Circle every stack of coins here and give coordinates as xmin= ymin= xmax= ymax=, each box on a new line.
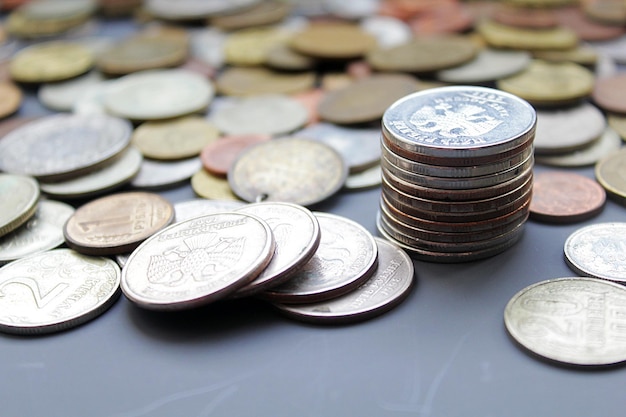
xmin=378 ymin=85 xmax=536 ymax=262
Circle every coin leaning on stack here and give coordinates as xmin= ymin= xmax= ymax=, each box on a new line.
xmin=378 ymin=85 xmax=537 ymax=262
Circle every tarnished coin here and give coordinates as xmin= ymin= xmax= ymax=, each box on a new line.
xmin=174 ymin=199 xmax=245 ymax=223
xmin=0 ymin=174 xmax=39 ymax=238
xmin=131 ymin=157 xmax=202 ymax=190
xmin=121 ymin=211 xmax=275 ymax=311
xmin=535 ymin=127 xmax=622 ymax=167
xmin=564 ymin=223 xmax=626 ymax=282
xmin=200 ymin=134 xmax=271 ymax=177
xmin=216 ymin=66 xmax=315 ymax=96
xmin=132 ymin=116 xmax=219 ymax=160
xmin=504 ymin=277 xmax=626 ymax=366
xmin=38 ymin=71 xmax=105 ymax=112
xmin=263 ymin=212 xmax=378 ymax=304
xmin=191 ymin=168 xmax=241 ymax=201
xmin=233 ymin=202 xmax=321 ymax=297
xmin=595 ymin=147 xmax=626 ymax=203
xmin=476 ymin=19 xmax=578 ymax=51
xmin=228 ymin=137 xmax=348 ymax=206
xmin=0 ymin=248 xmax=120 ymax=334
xmin=274 ymin=237 xmax=414 ymax=324
xmin=0 ymin=200 xmax=74 ymax=264
xmin=104 ymin=69 xmax=214 ymax=121
xmin=530 ymin=171 xmax=605 ymax=223
xmin=0 ymin=82 xmax=22 ymax=118
xmin=10 ymin=41 xmax=93 ymax=83
xmin=63 ymin=191 xmax=174 ymax=256
xmin=0 ymin=114 xmax=132 ymax=181
xmin=144 ymin=0 xmax=260 ymax=20
xmin=290 ymin=22 xmax=377 ymax=59
xmin=592 ymin=73 xmax=626 ymax=114
xmin=436 ymin=48 xmax=531 ymax=84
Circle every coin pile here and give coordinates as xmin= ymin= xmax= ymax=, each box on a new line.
xmin=378 ymin=85 xmax=537 ymax=262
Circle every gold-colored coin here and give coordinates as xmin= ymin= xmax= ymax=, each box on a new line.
xmin=224 ymin=26 xmax=291 ymax=66
xmin=477 ymin=19 xmax=578 ymax=50
xmin=191 ymin=168 xmax=241 ymax=201
xmin=131 ymin=116 xmax=220 ymax=160
xmin=265 ymin=43 xmax=316 ymax=71
xmin=595 ymin=147 xmax=626 ymax=204
xmin=497 ymin=59 xmax=594 ymax=106
xmin=6 ymin=3 xmax=92 ymax=38
xmin=290 ymin=22 xmax=377 ymax=60
xmin=10 ymin=41 xmax=93 ymax=83
xmin=532 ymin=45 xmax=598 ymax=67
xmin=209 ymin=1 xmax=291 ymax=31
xmin=608 ymin=114 xmax=626 ymax=142
xmin=0 ymin=82 xmax=22 ymax=118
xmin=216 ymin=66 xmax=315 ymax=96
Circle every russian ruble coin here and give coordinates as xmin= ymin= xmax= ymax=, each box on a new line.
xmin=535 ymin=127 xmax=622 ymax=167
xmin=0 ymin=174 xmax=39 ymax=238
xmin=209 ymin=1 xmax=291 ymax=31
xmin=0 ymin=82 xmax=22 ymax=119
xmin=504 ymin=277 xmax=626 ymax=366
xmin=0 ymin=200 xmax=74 ymax=264
xmin=39 ymin=146 xmax=142 ymax=199
xmin=130 ymin=156 xmax=202 ymax=190
xmin=0 ymin=114 xmax=132 ymax=181
xmin=144 ymin=0 xmax=261 ymax=20
xmin=38 ymin=71 xmax=105 ymax=112
xmin=0 ymin=248 xmax=121 ymax=334
xmin=476 ymin=19 xmax=578 ymax=51
xmin=436 ymin=48 xmax=532 ymax=84
xmin=200 ymin=134 xmax=271 ymax=177
xmin=263 ymin=212 xmax=378 ymax=304
xmin=191 ymin=168 xmax=241 ymax=201
xmin=274 ymin=237 xmax=413 ymax=324
xmin=121 ymin=211 xmax=275 ymax=311
xmin=344 ymin=164 xmax=381 ymax=190
xmin=103 ymin=69 xmax=214 ymax=121
xmin=174 ymin=199 xmax=246 ymax=223
xmin=595 ymin=147 xmax=626 ymax=204
xmin=9 ymin=41 xmax=93 ymax=83
xmin=290 ymin=21 xmax=377 ymax=60
xmin=228 ymin=137 xmax=348 ymax=206
xmin=64 ymin=191 xmax=174 ymax=256
xmin=216 ymin=66 xmax=315 ymax=96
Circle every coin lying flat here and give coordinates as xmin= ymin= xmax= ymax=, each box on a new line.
xmin=200 ymin=134 xmax=271 ymax=177
xmin=121 ymin=211 xmax=275 ymax=311
xmin=144 ymin=0 xmax=260 ymax=20
xmin=209 ymin=1 xmax=291 ymax=31
xmin=191 ymin=168 xmax=241 ymax=201
xmin=290 ymin=21 xmax=377 ymax=59
xmin=0 ymin=248 xmax=120 ymax=335
xmin=595 ymin=147 xmax=626 ymax=204
xmin=436 ymin=48 xmax=531 ymax=84
xmin=216 ymin=66 xmax=315 ymax=96
xmin=477 ymin=19 xmax=578 ymax=51
xmin=224 ymin=26 xmax=291 ymax=67
xmin=535 ymin=127 xmax=622 ymax=168
xmin=10 ymin=41 xmax=93 ymax=83
xmin=131 ymin=157 xmax=202 ymax=190
xmin=504 ymin=277 xmax=626 ymax=366
xmin=38 ymin=71 xmax=105 ymax=112
xmin=174 ymin=199 xmax=246 ymax=223
xmin=592 ymin=73 xmax=626 ymax=114
xmin=0 ymin=174 xmax=39 ymax=238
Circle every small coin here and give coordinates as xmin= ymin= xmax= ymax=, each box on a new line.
xmin=273 ymin=237 xmax=414 ymax=324
xmin=535 ymin=126 xmax=622 ymax=167
xmin=344 ymin=164 xmax=381 ymax=190
xmin=290 ymin=21 xmax=377 ymax=59
xmin=144 ymin=0 xmax=261 ymax=20
xmin=10 ymin=41 xmax=93 ymax=83
xmin=0 ymin=248 xmax=120 ymax=334
xmin=263 ymin=212 xmax=378 ymax=303
xmin=264 ymin=43 xmax=317 ymax=71
xmin=228 ymin=136 xmax=348 ymax=206
xmin=0 ymin=174 xmax=39 ymax=238
xmin=6 ymin=5 xmax=92 ymax=39
xmin=591 ymin=73 xmax=626 ymax=114
xmin=191 ymin=168 xmax=241 ymax=200
xmin=216 ymin=66 xmax=315 ymax=96
xmin=504 ymin=277 xmax=626 ymax=366
xmin=437 ymin=48 xmax=531 ymax=84
xmin=63 ymin=191 xmax=174 ymax=256
xmin=595 ymin=147 xmax=626 ymax=204
xmin=174 ymin=198 xmax=246 ymax=223
xmin=224 ymin=26 xmax=291 ymax=67
xmin=131 ymin=156 xmax=201 ymax=190
xmin=38 ymin=71 xmax=105 ymax=112
xmin=0 ymin=200 xmax=74 ymax=264
xmin=200 ymin=134 xmax=271 ymax=177
xmin=476 ymin=19 xmax=578 ymax=51
xmin=121 ymin=211 xmax=275 ymax=311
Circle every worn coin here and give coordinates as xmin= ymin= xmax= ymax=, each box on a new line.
xmin=437 ymin=48 xmax=531 ymax=84
xmin=121 ymin=211 xmax=275 ymax=310
xmin=209 ymin=1 xmax=291 ymax=30
xmin=64 ymin=191 xmax=174 ymax=256
xmin=535 ymin=127 xmax=622 ymax=167
xmin=290 ymin=22 xmax=377 ymax=59
xmin=200 ymin=134 xmax=271 ymax=177
xmin=0 ymin=174 xmax=39 ymax=238
xmin=0 ymin=248 xmax=120 ymax=334
xmin=504 ymin=277 xmax=626 ymax=366
xmin=10 ymin=41 xmax=93 ymax=83
xmin=344 ymin=164 xmax=381 ymax=190
xmin=191 ymin=168 xmax=241 ymax=201
xmin=131 ymin=156 xmax=201 ymax=190
xmin=216 ymin=66 xmax=315 ymax=96
xmin=38 ymin=71 xmax=105 ymax=112
xmin=174 ymin=198 xmax=246 ymax=223
xmin=476 ymin=19 xmax=578 ymax=51
xmin=591 ymin=73 xmax=626 ymax=114
xmin=228 ymin=137 xmax=348 ymax=206
xmin=224 ymin=26 xmax=291 ymax=67
xmin=595 ymin=147 xmax=626 ymax=204
xmin=0 ymin=200 xmax=74 ymax=264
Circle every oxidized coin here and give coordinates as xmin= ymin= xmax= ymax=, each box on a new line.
xmin=191 ymin=168 xmax=241 ymax=201
xmin=121 ymin=211 xmax=275 ymax=311
xmin=0 ymin=114 xmax=132 ymax=181
xmin=63 ymin=191 xmax=174 ymax=255
xmin=535 ymin=127 xmax=622 ymax=167
xmin=0 ymin=174 xmax=39 ymax=237
xmin=504 ymin=277 xmax=626 ymax=366
xmin=564 ymin=223 xmax=626 ymax=282
xmin=530 ymin=171 xmax=605 ymax=223
xmin=0 ymin=200 xmax=74 ymax=264
xmin=263 ymin=212 xmax=378 ymax=304
xmin=228 ymin=137 xmax=348 ymax=206
xmin=592 ymin=73 xmax=626 ymax=114
xmin=0 ymin=82 xmax=22 ymax=118
xmin=233 ymin=202 xmax=321 ymax=297
xmin=273 ymin=237 xmax=414 ymax=324
xmin=174 ymin=199 xmax=246 ymax=223
xmin=595 ymin=147 xmax=626 ymax=203
xmin=0 ymin=248 xmax=120 ymax=335
xmin=10 ymin=41 xmax=93 ymax=83
xmin=200 ymin=134 xmax=271 ymax=177
xmin=131 ymin=157 xmax=201 ymax=190
xmin=290 ymin=22 xmax=377 ymax=59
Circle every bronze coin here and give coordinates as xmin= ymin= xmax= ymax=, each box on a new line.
xmin=289 ymin=22 xmax=377 ymax=60
xmin=592 ymin=74 xmax=626 ymax=114
xmin=530 ymin=171 xmax=606 ymax=223
xmin=200 ymin=134 xmax=271 ymax=177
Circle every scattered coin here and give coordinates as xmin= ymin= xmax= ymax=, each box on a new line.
xmin=10 ymin=41 xmax=93 ymax=83
xmin=290 ymin=22 xmax=377 ymax=59
xmin=535 ymin=126 xmax=622 ymax=167
xmin=131 ymin=156 xmax=202 ymax=190
xmin=595 ymin=147 xmax=626 ymax=204
xmin=191 ymin=168 xmax=242 ymax=201
xmin=476 ymin=19 xmax=578 ymax=51
xmin=360 ymin=15 xmax=412 ymax=48
xmin=216 ymin=66 xmax=315 ymax=96
xmin=0 ymin=174 xmax=39 ymax=238
xmin=174 ymin=198 xmax=246 ymax=223
xmin=224 ymin=26 xmax=291 ymax=67
xmin=437 ymin=48 xmax=532 ymax=84
xmin=209 ymin=0 xmax=291 ymax=31
xmin=532 ymin=44 xmax=598 ymax=67
xmin=344 ymin=164 xmax=382 ymax=190
xmin=555 ymin=6 xmax=625 ymax=42
xmin=0 ymin=82 xmax=22 ymax=118
xmin=38 ymin=71 xmax=105 ymax=112
xmin=591 ymin=73 xmax=626 ymax=114
xmin=144 ymin=0 xmax=261 ymax=20
xmin=200 ymin=134 xmax=271 ymax=177
xmin=492 ymin=3 xmax=558 ymax=29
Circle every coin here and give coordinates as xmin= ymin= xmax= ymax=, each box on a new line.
xmin=10 ymin=41 xmax=93 ymax=83
xmin=0 ymin=114 xmax=132 ymax=181
xmin=532 ymin=45 xmax=598 ymax=67
xmin=555 ymin=6 xmax=625 ymax=42
xmin=0 ymin=248 xmax=120 ymax=334
xmin=144 ymin=0 xmax=260 ymax=20
xmin=0 ymin=200 xmax=74 ymax=264
xmin=104 ymin=69 xmax=214 ymax=121
xmin=582 ymin=0 xmax=626 ymax=25
xmin=131 ymin=156 xmax=202 ymax=190
xmin=224 ymin=26 xmax=291 ymax=67
xmin=0 ymin=174 xmax=39 ymax=238
xmin=121 ymin=211 xmax=275 ymax=310
xmin=290 ymin=21 xmax=377 ymax=59
xmin=504 ymin=277 xmax=626 ymax=366
xmin=0 ymin=82 xmax=21 ymax=119
xmin=608 ymin=113 xmax=626 ymax=140
xmin=216 ymin=66 xmax=315 ymax=96
xmin=408 ymin=2 xmax=474 ymax=35
xmin=535 ymin=127 xmax=622 ymax=167
xmin=344 ymin=164 xmax=381 ymax=190
xmin=6 ymin=1 xmax=94 ymax=39
xmin=38 ymin=71 xmax=105 ymax=112
xmin=263 ymin=212 xmax=378 ymax=304
xmin=492 ymin=3 xmax=557 ymax=29
xmin=209 ymin=1 xmax=291 ymax=30
xmin=591 ymin=73 xmax=626 ymax=114
xmin=437 ymin=48 xmax=532 ymax=84
xmin=360 ymin=15 xmax=412 ymax=48
xmin=476 ymin=19 xmax=578 ymax=51
xmin=595 ymin=147 xmax=626 ymax=204
xmin=63 ymin=191 xmax=174 ymax=255
xmin=590 ymin=34 xmax=626 ymax=65
xmin=273 ymin=237 xmax=413 ymax=324
xmin=228 ymin=137 xmax=348 ymax=206
xmin=174 ymin=199 xmax=246 ymax=223
xmin=191 ymin=168 xmax=241 ymax=201
xmin=200 ymin=134 xmax=271 ymax=177
xmin=264 ymin=43 xmax=317 ymax=71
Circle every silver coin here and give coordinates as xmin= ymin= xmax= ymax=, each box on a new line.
xmin=323 ymin=0 xmax=379 ymax=19
xmin=564 ymin=222 xmax=626 ymax=282
xmin=174 ymin=198 xmax=246 ymax=223
xmin=437 ymin=48 xmax=532 ymax=84
xmin=145 ymin=0 xmax=260 ymax=20
xmin=0 ymin=174 xmax=39 ymax=238
xmin=233 ymin=202 xmax=321 ymax=297
xmin=344 ymin=164 xmax=381 ymax=190
xmin=72 ymin=79 xmax=118 ymax=115
xmin=39 ymin=146 xmax=142 ymax=199
xmin=38 ymin=71 xmax=105 ymax=112
xmin=131 ymin=156 xmax=202 ymax=190
xmin=211 ymin=94 xmax=309 ymax=137
xmin=263 ymin=212 xmax=378 ymax=304
xmin=0 ymin=200 xmax=74 ymax=264
xmin=228 ymin=137 xmax=348 ymax=206
xmin=296 ymin=122 xmax=381 ymax=173
xmin=121 ymin=211 xmax=275 ymax=310
xmin=534 ymin=102 xmax=606 ymax=155
xmin=274 ymin=237 xmax=414 ymax=324
xmin=535 ymin=127 xmax=622 ymax=167
xmin=589 ymin=35 xmax=626 ymax=65
xmin=0 ymin=114 xmax=132 ymax=181
xmin=0 ymin=248 xmax=121 ymax=334
xmin=504 ymin=277 xmax=626 ymax=366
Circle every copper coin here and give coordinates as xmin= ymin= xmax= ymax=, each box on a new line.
xmin=555 ymin=6 xmax=625 ymax=42
xmin=0 ymin=82 xmax=22 ymax=119
xmin=200 ymin=134 xmax=271 ymax=177
xmin=289 ymin=22 xmax=377 ymax=60
xmin=409 ymin=2 xmax=474 ymax=35
xmin=63 ymin=191 xmax=174 ymax=256
xmin=530 ymin=171 xmax=606 ymax=223
xmin=592 ymin=73 xmax=626 ymax=114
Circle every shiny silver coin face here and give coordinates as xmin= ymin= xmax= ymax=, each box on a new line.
xmin=504 ymin=277 xmax=626 ymax=366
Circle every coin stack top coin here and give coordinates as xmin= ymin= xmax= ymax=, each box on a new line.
xmin=378 ymin=85 xmax=536 ymax=262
